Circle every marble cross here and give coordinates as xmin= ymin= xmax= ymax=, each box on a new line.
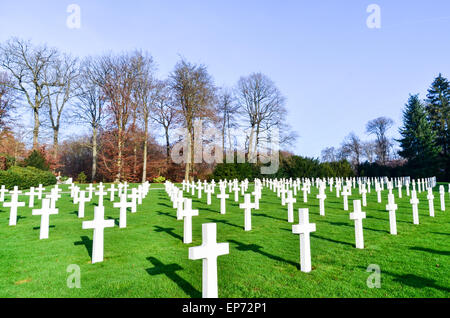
xmin=4 ymin=187 xmax=25 ymax=226
xmin=292 ymin=208 xmax=316 ymax=272
xmin=0 ymin=185 xmax=7 ymax=202
xmin=217 ymin=188 xmax=229 ymax=215
xmin=439 ymin=185 xmax=445 ymax=211
xmin=342 ymin=186 xmax=351 ymax=211
xmin=350 ymin=200 xmax=366 ymax=249
xmin=316 ymin=187 xmax=327 ymax=216
xmin=77 ymin=190 xmax=90 ymax=218
xmin=285 ymin=190 xmax=296 ymax=223
xmin=385 ymin=193 xmax=398 ymax=235
xmin=239 ymin=194 xmax=255 ymax=231
xmin=32 ymin=198 xmax=58 ymax=239
xmin=108 ymin=184 xmax=118 ymax=202
xmin=189 ymin=223 xmax=229 ymax=298
xmin=180 ymin=198 xmax=198 ymax=244
xmin=427 ymin=188 xmax=435 ymax=217
xmin=82 ymin=205 xmax=115 ymax=263
xmin=25 ymin=187 xmax=38 ymax=208
xmin=113 ymin=193 xmax=133 ymax=228
xmin=410 ymin=190 xmax=420 ymax=224
xmin=205 ymin=185 xmax=214 ymax=205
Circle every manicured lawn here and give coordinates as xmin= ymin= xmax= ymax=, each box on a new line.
xmin=0 ymin=182 xmax=449 ymax=297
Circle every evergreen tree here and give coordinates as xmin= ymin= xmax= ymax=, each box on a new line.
xmin=398 ymin=94 xmax=441 ymax=178
xmin=426 ymin=74 xmax=450 ymax=156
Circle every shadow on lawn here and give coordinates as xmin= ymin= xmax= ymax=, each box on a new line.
xmin=380 ymin=270 xmax=450 ymax=293
xmin=154 ymin=225 xmax=182 ymax=241
xmin=207 ymin=218 xmax=241 ymax=229
xmin=156 ymin=211 xmax=176 ymax=219
xmin=107 ymin=216 xmax=120 ymax=227
xmin=33 ymin=225 xmax=55 ymax=230
xmin=146 ymin=256 xmax=201 ymax=298
xmin=74 ymin=236 xmax=93 ymax=258
xmin=228 ymin=239 xmax=299 ymax=269
xmin=253 ymin=213 xmax=285 ymax=222
xmin=409 ymin=247 xmax=450 ymax=256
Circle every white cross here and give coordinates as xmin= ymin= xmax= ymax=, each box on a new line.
xmin=32 ymin=198 xmax=58 ymax=239
xmin=285 ymin=190 xmax=296 ymax=223
xmin=349 ymin=200 xmax=366 ymax=249
xmin=439 ymin=185 xmax=445 ymax=211
xmin=385 ymin=193 xmax=398 ymax=235
xmin=292 ymin=208 xmax=316 ymax=273
xmin=301 ymin=183 xmax=308 ymax=203
xmin=233 ymin=183 xmax=240 ymax=202
xmin=95 ymin=186 xmax=108 ymax=208
xmin=205 ymin=185 xmax=214 ymax=205
xmin=108 ymin=184 xmax=118 ymax=202
xmin=3 ymin=187 xmax=25 ymax=226
xmin=86 ymin=184 xmax=95 ymax=201
xmin=189 ymin=223 xmax=229 ymax=298
xmin=36 ymin=184 xmax=45 ymax=200
xmin=77 ymin=190 xmax=90 ymax=218
xmin=180 ymin=198 xmax=198 ymax=244
xmin=410 ymin=190 xmax=420 ymax=224
xmin=342 ymin=186 xmax=351 ymax=211
xmin=25 ymin=187 xmax=38 ymax=208
xmin=82 ymin=205 xmax=115 ymax=263
xmin=361 ymin=185 xmax=367 ymax=207
xmin=239 ymin=193 xmax=255 ymax=231
xmin=316 ymin=187 xmax=327 ymax=216
xmin=191 ymin=181 xmax=196 ymax=196
xmin=217 ymin=188 xmax=229 ymax=215
xmin=128 ymin=188 xmax=139 ymax=213
xmin=427 ymin=188 xmax=435 ymax=217
xmin=113 ymin=193 xmax=133 ymax=228
xmin=0 ymin=185 xmax=8 ymax=202
xmin=197 ymin=181 xmax=203 ymax=199
xmin=176 ymin=191 xmax=184 ymax=220
xmin=46 ymin=188 xmax=61 ymax=210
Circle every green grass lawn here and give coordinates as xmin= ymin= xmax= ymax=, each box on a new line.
xmin=0 ymin=182 xmax=449 ymax=298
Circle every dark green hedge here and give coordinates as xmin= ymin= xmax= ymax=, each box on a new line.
xmin=0 ymin=166 xmax=57 ymax=190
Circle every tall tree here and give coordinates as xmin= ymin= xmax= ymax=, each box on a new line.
xmin=366 ymin=116 xmax=394 ymax=165
xmin=425 ymin=73 xmax=449 ymax=177
xmin=150 ymin=79 xmax=178 ymax=162
xmin=341 ymin=132 xmax=363 ymax=170
xmin=398 ymin=94 xmax=441 ymax=177
xmin=0 ymin=38 xmax=59 ymax=149
xmin=0 ymin=72 xmax=15 ymax=131
xmin=43 ymin=54 xmax=79 ymax=165
xmin=217 ymin=87 xmax=239 ymax=153
xmin=236 ymin=73 xmax=286 ymax=162
xmin=73 ymin=57 xmax=107 ymax=182
xmin=169 ymin=59 xmax=216 ymax=181
xmin=132 ymin=51 xmax=156 ymax=183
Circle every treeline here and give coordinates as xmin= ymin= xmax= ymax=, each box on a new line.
xmin=212 ymin=153 xmax=354 ymax=181
xmin=0 ymin=38 xmax=296 ymax=182
xmin=321 ymin=74 xmax=449 ymax=181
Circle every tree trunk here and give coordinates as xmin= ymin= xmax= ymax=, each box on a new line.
xmin=142 ymin=119 xmax=148 ymax=183
xmin=165 ymin=126 xmax=170 ymax=161
xmin=33 ymin=108 xmax=40 ymax=149
xmin=92 ymin=126 xmax=98 ymax=182
xmin=116 ymin=127 xmax=123 ymax=182
xmin=53 ymin=128 xmax=59 ymax=167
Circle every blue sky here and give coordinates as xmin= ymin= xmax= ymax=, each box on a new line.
xmin=1 ymin=0 xmax=449 ymax=158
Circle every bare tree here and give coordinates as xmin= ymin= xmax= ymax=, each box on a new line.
xmin=217 ymin=87 xmax=239 ymax=152
xmin=0 ymin=72 xmax=16 ymax=131
xmin=99 ymin=53 xmax=139 ymax=182
xmin=341 ymin=132 xmax=363 ymax=167
xmin=0 ymin=38 xmax=59 ymax=148
xmin=132 ymin=51 xmax=156 ymax=182
xmin=73 ymin=57 xmax=107 ymax=181
xmin=321 ymin=147 xmax=337 ymax=162
xmin=169 ymin=58 xmax=216 ymax=181
xmin=150 ymin=79 xmax=178 ymax=162
xmin=366 ymin=116 xmax=394 ymax=164
xmin=236 ymin=73 xmax=286 ymax=161
xmin=43 ymin=54 xmax=79 ymax=164
xmin=362 ymin=140 xmax=377 ymax=163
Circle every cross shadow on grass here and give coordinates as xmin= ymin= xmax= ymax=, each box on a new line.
xmin=74 ymin=236 xmax=92 ymax=258
xmin=381 ymin=269 xmax=450 ymax=293
xmin=430 ymin=232 xmax=450 ymax=236
xmin=228 ymin=239 xmax=299 ymax=269
xmin=253 ymin=213 xmax=286 ymax=222
xmin=156 ymin=211 xmax=176 ymax=219
xmin=33 ymin=225 xmax=55 ymax=230
xmin=311 ymin=233 xmax=354 ymax=247
xmin=16 ymin=215 xmax=27 ymax=223
xmin=207 ymin=218 xmax=241 ymax=229
xmin=159 ymin=202 xmax=173 ymax=209
xmin=154 ymin=226 xmax=182 ymax=241
xmin=409 ymin=247 xmax=450 ymax=256
xmin=146 ymin=256 xmax=201 ymax=298
xmin=106 ymin=216 xmax=120 ymax=227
